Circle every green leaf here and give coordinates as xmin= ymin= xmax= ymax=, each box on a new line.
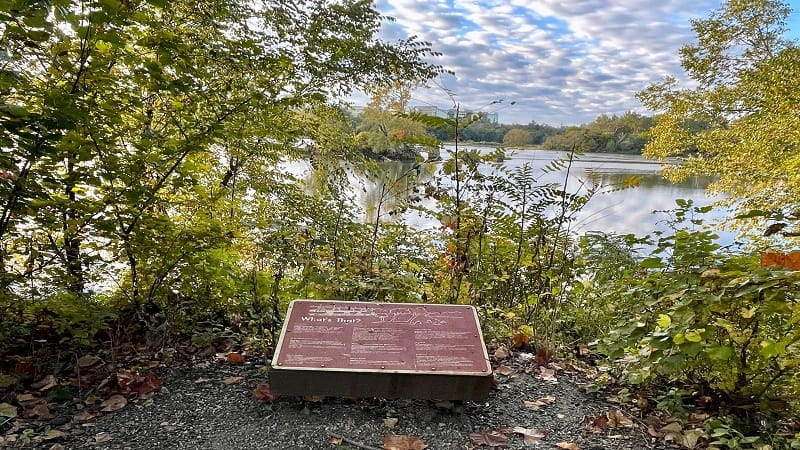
xmin=760 ymin=340 xmax=788 ymax=358
xmin=0 ymin=104 xmax=29 ymax=118
xmin=640 ymin=257 xmax=664 ymax=269
xmin=684 ymin=330 xmax=703 ymax=342
xmin=656 ymin=314 xmax=671 ymax=328
xmin=708 ymin=345 xmax=733 ymax=361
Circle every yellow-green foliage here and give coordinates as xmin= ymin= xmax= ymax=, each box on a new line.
xmin=638 ymin=0 xmax=800 ymax=214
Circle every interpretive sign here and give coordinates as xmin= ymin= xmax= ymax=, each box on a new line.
xmin=269 ymin=300 xmax=492 ymax=400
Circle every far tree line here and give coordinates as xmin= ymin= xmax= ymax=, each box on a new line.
xmin=348 ymin=106 xmax=656 ymax=157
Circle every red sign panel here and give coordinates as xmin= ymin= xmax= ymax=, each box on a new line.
xmin=272 ymin=300 xmax=491 ymax=375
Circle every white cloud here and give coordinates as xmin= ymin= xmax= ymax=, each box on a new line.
xmin=372 ymin=0 xmax=730 ymax=124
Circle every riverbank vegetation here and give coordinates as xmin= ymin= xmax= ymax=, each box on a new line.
xmin=349 ymin=108 xmax=655 ymax=158
xmin=1 ymin=0 xmax=799 ymax=448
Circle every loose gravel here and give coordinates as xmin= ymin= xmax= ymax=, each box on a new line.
xmin=13 ymin=356 xmax=675 ymax=450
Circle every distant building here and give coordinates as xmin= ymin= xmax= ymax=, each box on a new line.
xmin=445 ymin=108 xmax=499 ymax=124
xmin=411 ymin=105 xmax=449 ymax=118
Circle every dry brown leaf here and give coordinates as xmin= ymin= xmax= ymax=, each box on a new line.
xmin=679 ymin=429 xmax=705 ymax=449
xmin=659 ymin=422 xmax=683 ymax=434
xmin=223 ymin=376 xmax=244 ymax=385
xmin=24 ymin=401 xmax=53 ymax=419
xmin=117 ymin=369 xmax=162 ymax=396
xmin=100 ymin=394 xmax=127 ymax=412
xmin=381 ymin=434 xmax=428 ymax=450
xmin=591 ymin=415 xmax=609 ymax=429
xmin=253 ymin=383 xmax=276 ymax=403
xmin=511 ymin=427 xmax=546 ymax=446
xmin=16 ymin=393 xmax=38 ymax=405
xmin=537 ymin=367 xmax=557 ymax=382
xmin=95 ymin=432 xmax=112 ymax=443
xmin=74 ymin=411 xmax=97 ymax=422
xmin=469 ymin=430 xmax=509 ymax=447
xmin=226 ymin=352 xmax=245 ymax=364
xmin=607 ymin=409 xmax=634 ymax=428
xmin=523 ymin=396 xmax=556 ymax=410
xmin=48 ymin=444 xmax=65 ymax=450
xmin=493 ymin=347 xmax=509 ymax=361
xmin=495 ymin=365 xmax=515 ymax=377
xmin=556 ymin=443 xmax=579 ymax=450
xmin=31 ymin=375 xmax=58 ymax=392
xmin=330 ymin=436 xmax=343 ymax=445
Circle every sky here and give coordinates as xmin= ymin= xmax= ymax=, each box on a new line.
xmin=367 ymin=0 xmax=800 ymax=126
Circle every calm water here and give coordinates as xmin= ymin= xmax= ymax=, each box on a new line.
xmin=297 ymin=145 xmax=734 ymax=247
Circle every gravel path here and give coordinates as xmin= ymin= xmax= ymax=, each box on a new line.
xmin=6 ymin=355 xmax=673 ymax=450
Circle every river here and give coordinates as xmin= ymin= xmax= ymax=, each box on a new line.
xmin=299 ymin=145 xmax=735 ymax=249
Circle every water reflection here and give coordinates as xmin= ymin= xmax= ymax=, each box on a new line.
xmin=289 ymin=145 xmax=733 ymax=246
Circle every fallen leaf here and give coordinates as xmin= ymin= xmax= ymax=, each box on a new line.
xmin=42 ymin=429 xmax=66 ymax=441
xmin=511 ymin=427 xmax=546 ymax=446
xmin=48 ymin=444 xmax=65 ymax=450
xmin=556 ymin=443 xmax=579 ymax=450
xmin=31 ymin=375 xmax=58 ymax=391
xmin=679 ymin=429 xmax=705 ymax=449
xmin=226 ymin=352 xmax=245 ymax=364
xmin=383 ymin=417 xmax=399 ymax=429
xmin=659 ymin=422 xmax=683 ymax=434
xmin=330 ymin=436 xmax=343 ymax=445
xmin=24 ymin=400 xmax=53 ymax=419
xmin=576 ymin=344 xmax=590 ymax=357
xmin=84 ymin=394 xmax=103 ymax=405
xmin=95 ymin=432 xmax=112 ymax=443
xmin=74 ymin=411 xmax=97 ymax=422
xmin=536 ymin=367 xmax=557 ymax=382
xmin=253 ymin=383 xmax=276 ymax=403
xmin=16 ymin=393 xmax=38 ymax=405
xmin=493 ymin=347 xmax=509 ymax=361
xmin=100 ymin=394 xmax=127 ymax=412
xmin=0 ymin=402 xmax=18 ymax=418
xmin=607 ymin=409 xmax=633 ymax=428
xmin=0 ymin=434 xmax=18 ymax=446
xmin=381 ymin=434 xmax=428 ymax=450
xmin=223 ymin=376 xmax=244 ymax=385
xmin=495 ymin=365 xmax=515 ymax=377
xmin=77 ymin=355 xmax=102 ymax=369
xmin=523 ymin=396 xmax=556 ymax=411
xmin=0 ymin=373 xmax=18 ymax=390
xmin=117 ymin=369 xmax=162 ymax=396
xmin=469 ymin=430 xmax=509 ymax=447
xmin=591 ymin=415 xmax=609 ymax=429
